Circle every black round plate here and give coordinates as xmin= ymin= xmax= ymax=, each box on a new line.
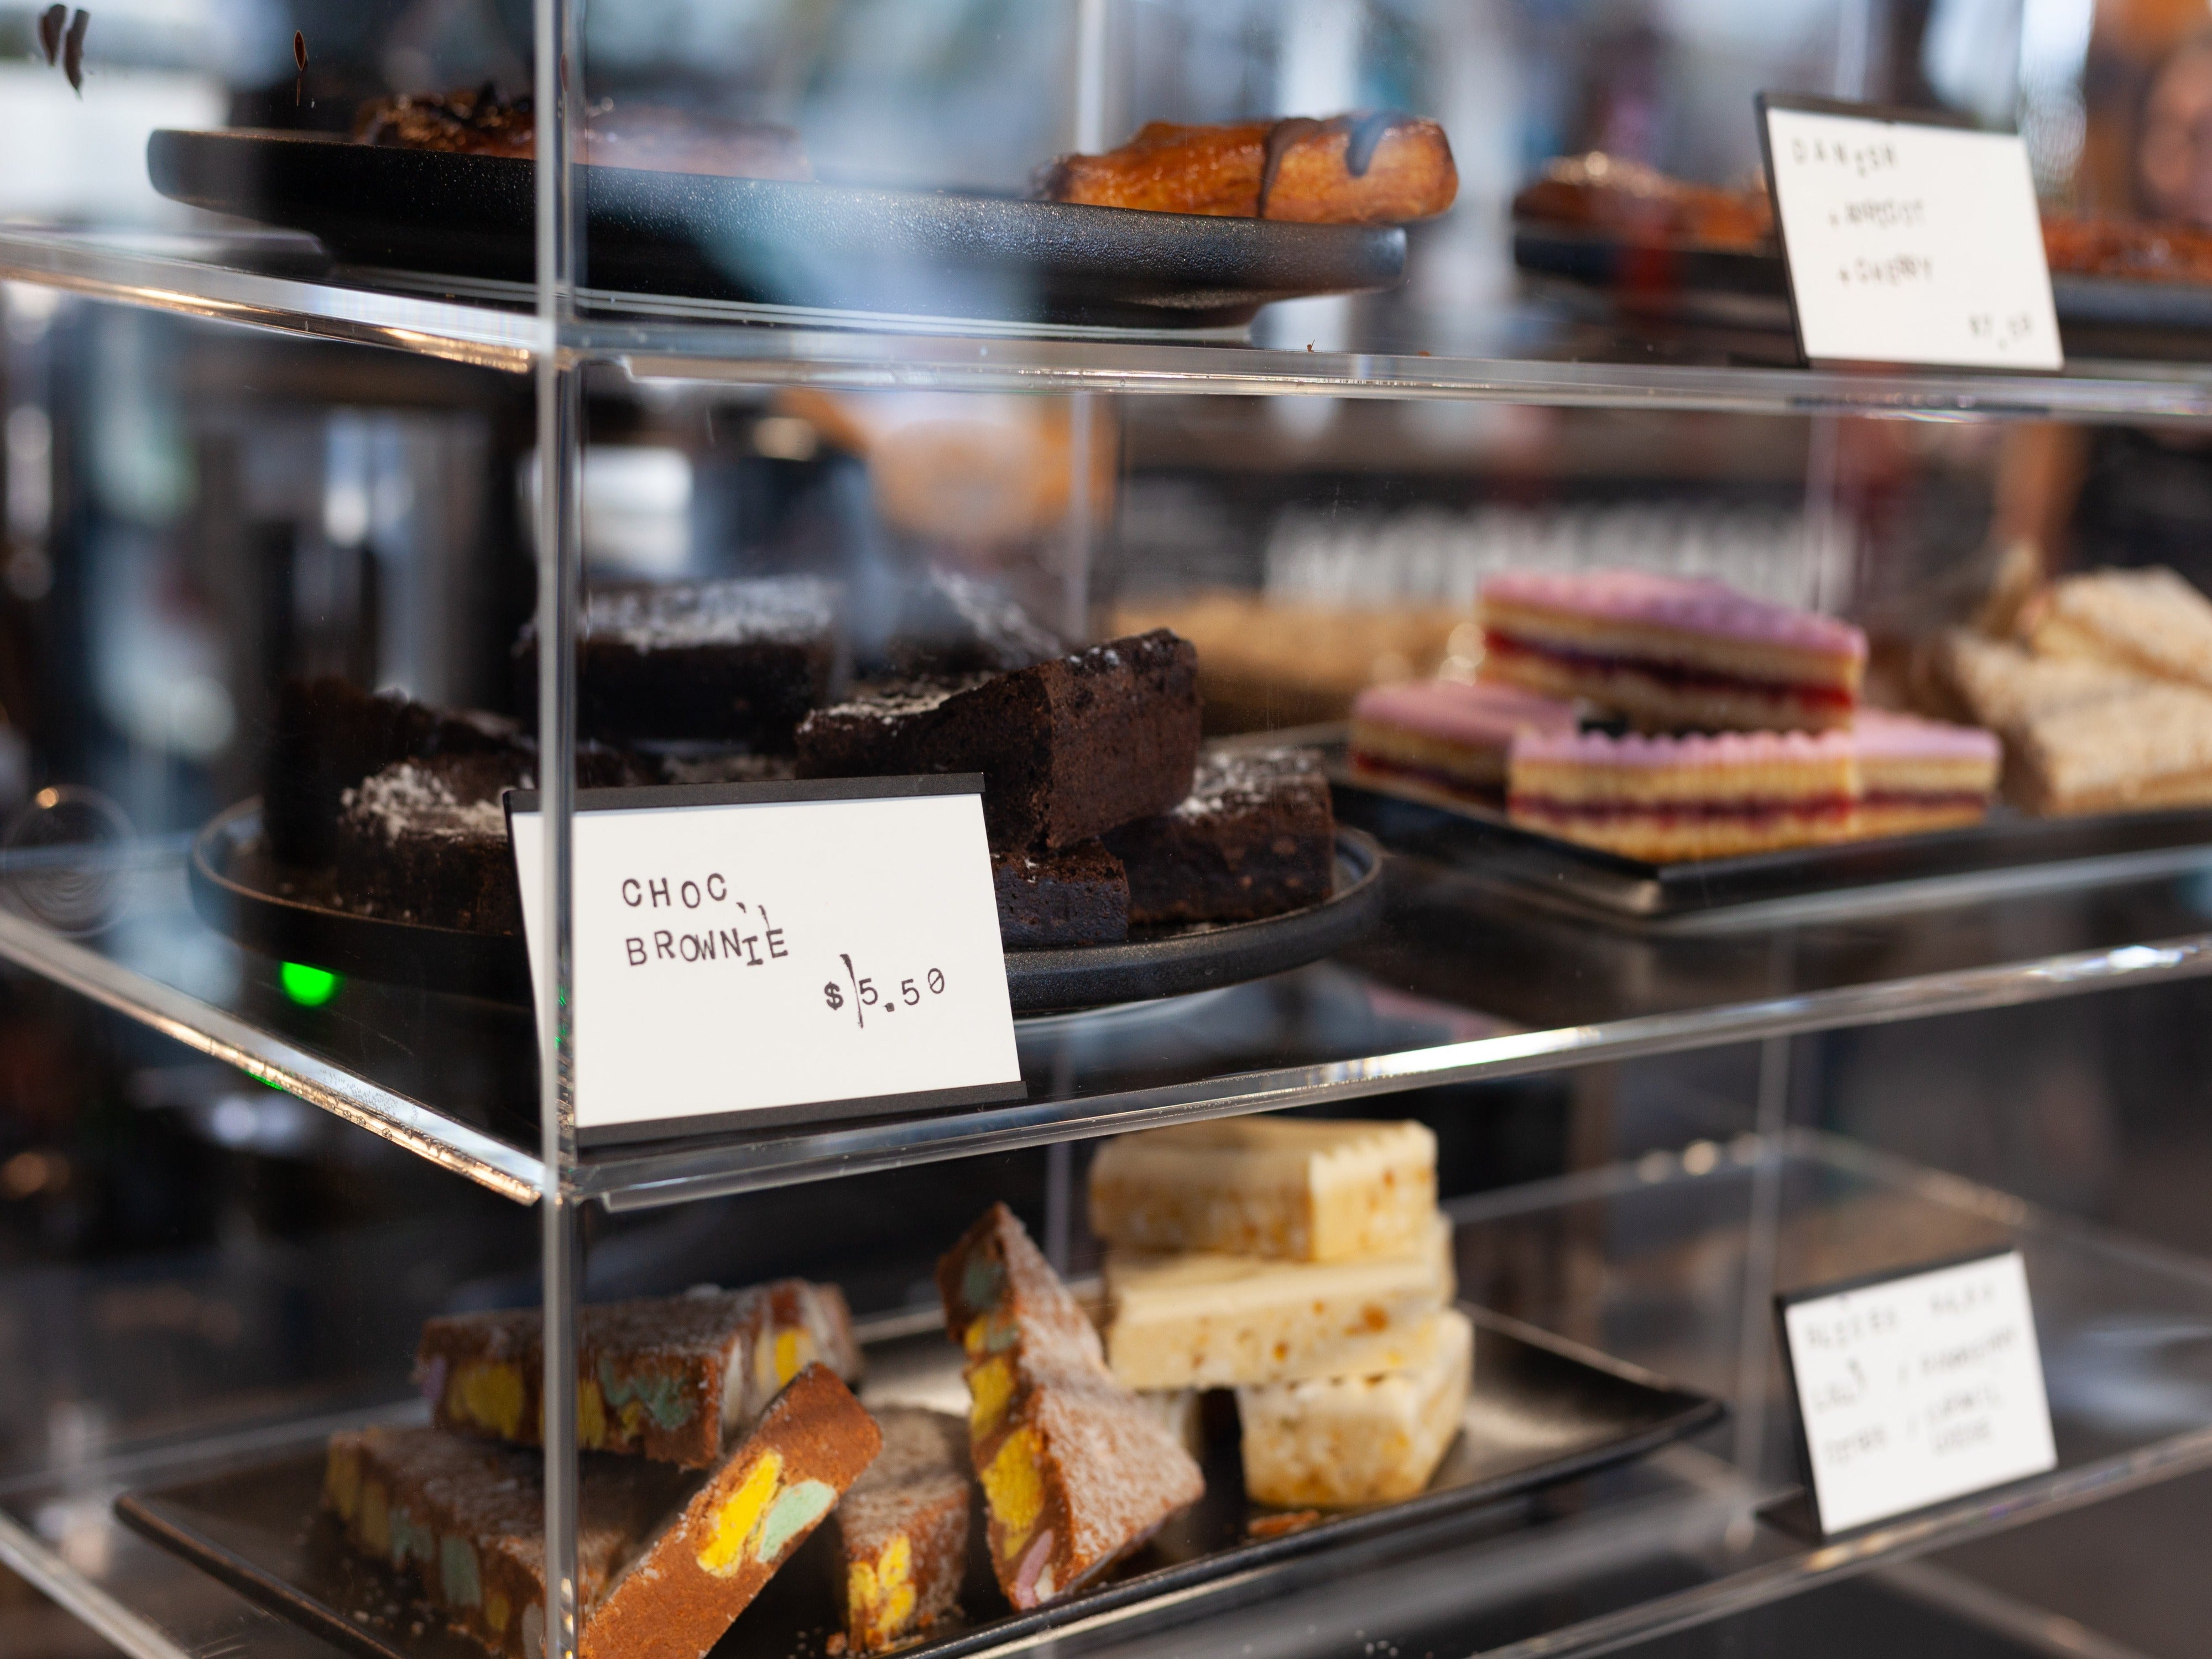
xmin=190 ymin=801 xmax=1386 ymax=1014
xmin=148 ymin=129 xmax=1408 ymax=328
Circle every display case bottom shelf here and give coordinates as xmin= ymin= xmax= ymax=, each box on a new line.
xmin=6 ymin=1134 xmax=2212 ymax=1659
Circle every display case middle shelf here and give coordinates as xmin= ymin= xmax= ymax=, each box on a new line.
xmin=4 ymin=824 xmax=2212 ymax=1209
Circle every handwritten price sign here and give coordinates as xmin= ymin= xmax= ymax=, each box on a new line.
xmin=1760 ymin=95 xmax=2062 ymax=371
xmin=509 ymin=776 xmax=1021 ymax=1144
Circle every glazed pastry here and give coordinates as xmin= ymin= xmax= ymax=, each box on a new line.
xmin=418 ymin=1281 xmax=861 ymax=1469
xmin=2018 ymin=566 xmax=2212 ymax=692
xmin=1479 ymin=569 xmax=1866 ymax=732
xmin=1511 ymin=152 xmax=1773 ymax=251
xmin=1101 ymin=1213 xmax=1455 ymax=1390
xmin=1040 ymin=114 xmax=1457 ymax=224
xmin=1236 ymin=1307 xmax=1473 ymax=1509
xmin=1102 ymin=748 xmax=1336 ymax=925
xmin=1348 ymin=679 xmax=1580 ymax=795
xmin=1850 ymin=710 xmax=1999 ymax=837
xmin=354 ymin=85 xmax=815 ymax=180
xmin=937 ymin=1204 xmax=1205 ymax=1609
xmin=324 ymin=1364 xmax=881 ymax=1659
xmin=1507 ymin=727 xmax=1860 ymax=862
xmin=836 ymin=1407 xmax=973 ymax=1653
xmin=1088 ymin=1117 xmax=1438 ymax=1262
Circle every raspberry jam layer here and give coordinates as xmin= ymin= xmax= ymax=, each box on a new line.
xmin=1485 ymin=632 xmax=1855 ymax=710
xmin=1509 ymin=795 xmax=1854 ymax=826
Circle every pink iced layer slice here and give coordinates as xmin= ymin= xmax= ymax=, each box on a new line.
xmin=1482 ymin=570 xmax=1868 ymax=662
xmin=1511 ymin=727 xmax=1858 ymax=770
xmin=1352 ymin=680 xmax=1579 ymax=748
xmin=1850 ymin=708 xmax=2001 ymax=764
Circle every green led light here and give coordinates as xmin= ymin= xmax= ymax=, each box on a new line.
xmin=279 ymin=962 xmax=340 ymax=1007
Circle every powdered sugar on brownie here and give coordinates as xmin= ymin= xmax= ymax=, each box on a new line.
xmin=1172 ymin=748 xmax=1324 ymax=821
xmin=1483 ymin=570 xmax=1866 ymax=660
xmin=585 ymin=576 xmax=837 ymax=650
xmin=341 ymin=759 xmax=512 ymax=843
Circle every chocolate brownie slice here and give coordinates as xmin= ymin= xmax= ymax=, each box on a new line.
xmin=794 ymin=677 xmax=988 ymax=781
xmin=994 ymin=841 xmax=1129 ymax=947
xmin=1104 ymin=747 xmax=1335 ymax=925
xmin=518 ymin=576 xmax=838 ymax=750
xmin=332 ymin=748 xmax=646 ymax=933
xmin=264 ymin=677 xmax=524 ymax=867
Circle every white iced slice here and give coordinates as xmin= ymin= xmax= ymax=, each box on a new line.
xmin=1237 ymin=1306 xmax=1474 ymax=1509
xmin=1103 ymin=1213 xmax=1454 ymax=1389
xmin=1088 ymin=1117 xmax=1438 ymax=1263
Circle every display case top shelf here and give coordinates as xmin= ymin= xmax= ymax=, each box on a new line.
xmin=11 ymin=226 xmax=2212 ymax=420
xmin=8 ymin=833 xmax=2212 ymax=1209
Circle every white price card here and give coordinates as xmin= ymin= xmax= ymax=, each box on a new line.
xmin=508 ymin=776 xmax=1022 ymax=1144
xmin=1759 ymin=94 xmax=2062 ymax=371
xmin=1778 ymin=1249 xmax=2056 ymax=1536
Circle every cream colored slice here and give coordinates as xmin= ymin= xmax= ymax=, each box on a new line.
xmin=1088 ymin=1117 xmax=1438 ymax=1263
xmin=1238 ymin=1307 xmax=1473 ymax=1509
xmin=1103 ymin=1213 xmax=1454 ymax=1390
xmin=2017 ymin=682 xmax=2212 ymax=813
xmin=1931 ymin=630 xmax=2150 ymax=735
xmin=2027 ymin=567 xmax=2212 ymax=691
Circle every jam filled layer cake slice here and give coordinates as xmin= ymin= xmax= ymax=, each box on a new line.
xmin=1088 ymin=1117 xmax=1438 ymax=1263
xmin=1479 ymin=570 xmax=1867 ymax=732
xmin=836 ymin=1406 xmax=974 ymax=1653
xmin=993 ymin=841 xmax=1130 ymax=947
xmin=1348 ymin=679 xmax=1579 ymax=796
xmin=938 ymin=1204 xmax=1204 ymax=1609
xmin=1101 ymin=1212 xmax=1455 ymax=1390
xmin=418 ymin=1280 xmax=860 ymax=1469
xmin=1851 ymin=710 xmax=2000 ymax=837
xmin=1507 ymin=728 xmax=1860 ymax=862
xmin=1102 ymin=747 xmax=1335 ymax=925
xmin=1237 ymin=1306 xmax=1473 ymax=1509
xmin=330 ymin=1364 xmax=881 ymax=1659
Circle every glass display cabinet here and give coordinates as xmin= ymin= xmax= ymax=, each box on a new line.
xmin=4 ymin=2 xmax=2212 ymax=1657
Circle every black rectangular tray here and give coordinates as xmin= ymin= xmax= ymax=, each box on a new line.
xmin=114 ymin=1305 xmax=1719 ymax=1659
xmin=1322 ymin=735 xmax=2212 ymax=923
xmin=1515 ymin=224 xmax=2212 ymax=346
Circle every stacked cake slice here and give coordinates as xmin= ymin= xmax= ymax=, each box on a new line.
xmin=1089 ymin=1118 xmax=1472 ymax=1509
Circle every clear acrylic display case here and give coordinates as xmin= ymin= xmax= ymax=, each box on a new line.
xmin=6 ymin=2 xmax=2212 ymax=1657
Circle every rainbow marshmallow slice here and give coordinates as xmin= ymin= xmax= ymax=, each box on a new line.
xmin=1348 ymin=680 xmax=1579 ymax=795
xmin=1478 ymin=570 xmax=1866 ymax=733
xmin=1508 ymin=728 xmax=1860 ymax=862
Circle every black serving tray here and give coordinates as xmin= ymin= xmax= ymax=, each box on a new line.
xmin=1515 ymin=223 xmax=2212 ymax=345
xmin=188 ymin=801 xmax=1386 ymax=1014
xmin=114 ymin=1305 xmax=1722 ymax=1659
xmin=1322 ymin=735 xmax=2212 ymax=924
xmin=148 ymin=129 xmax=1408 ymax=328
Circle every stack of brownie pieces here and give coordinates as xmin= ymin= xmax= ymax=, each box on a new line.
xmin=264 ymin=571 xmax=1339 ymax=950
xmin=796 ymin=630 xmax=1341 ymax=947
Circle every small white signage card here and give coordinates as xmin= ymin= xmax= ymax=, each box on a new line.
xmin=1780 ymin=1249 xmax=2056 ymax=1535
xmin=509 ymin=777 xmax=1022 ymax=1143
xmin=1760 ymin=95 xmax=2062 ymax=371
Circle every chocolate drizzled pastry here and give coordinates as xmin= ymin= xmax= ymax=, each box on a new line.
xmin=1104 ymin=747 xmax=1335 ymax=926
xmin=353 ymin=84 xmax=813 ymax=180
xmin=263 ymin=677 xmax=524 ymax=868
xmin=797 ymin=633 xmax=1199 ymax=852
xmin=1039 ymin=113 xmax=1456 ymax=223
xmin=517 ymin=576 xmax=839 ymax=750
